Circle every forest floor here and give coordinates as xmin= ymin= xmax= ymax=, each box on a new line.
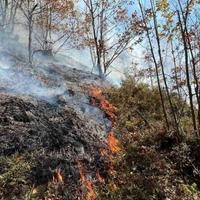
xmin=0 ymin=60 xmax=114 ymax=200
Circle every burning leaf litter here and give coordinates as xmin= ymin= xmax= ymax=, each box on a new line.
xmin=53 ymin=168 xmax=64 ymax=184
xmin=85 ymin=85 xmax=117 ymax=123
xmin=81 ymin=85 xmax=123 ymax=198
xmin=107 ymin=132 xmax=121 ymax=154
xmin=77 ymin=161 xmax=97 ymax=200
xmin=0 ymin=58 xmax=122 ymax=199
xmin=0 ymin=67 xmax=114 ymax=200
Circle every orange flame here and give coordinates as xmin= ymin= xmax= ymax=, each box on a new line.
xmin=109 ymin=183 xmax=118 ymax=192
xmin=86 ymin=86 xmax=117 ymax=122
xmin=84 ymin=85 xmax=122 ymax=195
xmin=53 ymin=168 xmax=64 ymax=184
xmin=107 ymin=132 xmax=121 ymax=153
xmin=96 ymin=170 xmax=105 ymax=184
xmin=89 ymin=87 xmax=102 ymax=98
xmin=99 ymin=132 xmax=121 ymax=180
xmin=78 ymin=162 xmax=96 ymax=200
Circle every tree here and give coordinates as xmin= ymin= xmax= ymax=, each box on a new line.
xmin=0 ymin=0 xmax=21 ymax=32
xmin=34 ymin=0 xmax=77 ymax=55
xmin=176 ymin=0 xmax=199 ymax=135
xmin=76 ymin=0 xmax=142 ymax=78
xmin=19 ymin=0 xmax=41 ymax=64
xmin=138 ymin=0 xmax=170 ymax=129
xmin=136 ymin=0 xmax=200 ymax=136
xmin=150 ymin=0 xmax=180 ymax=134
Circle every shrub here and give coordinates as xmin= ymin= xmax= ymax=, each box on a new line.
xmin=97 ymin=78 xmax=200 ymax=200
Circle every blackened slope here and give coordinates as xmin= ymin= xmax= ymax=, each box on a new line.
xmin=0 ymin=93 xmax=106 ymax=199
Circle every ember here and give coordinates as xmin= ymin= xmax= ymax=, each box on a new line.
xmin=53 ymin=168 xmax=64 ymax=184
xmin=107 ymin=132 xmax=121 ymax=153
xmin=86 ymin=85 xmax=122 ymax=155
xmin=96 ymin=170 xmax=105 ymax=184
xmin=86 ymin=85 xmax=117 ymax=122
xmin=78 ymin=161 xmax=96 ymax=200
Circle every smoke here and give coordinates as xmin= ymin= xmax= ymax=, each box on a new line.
xmin=0 ymin=1 xmax=125 ymax=102
xmin=0 ymin=29 xmax=67 ymax=101
xmin=0 ymin=61 xmax=64 ymax=99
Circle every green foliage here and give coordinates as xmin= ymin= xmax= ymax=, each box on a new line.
xmin=105 ymin=78 xmax=191 ymax=133
xmin=98 ymin=78 xmax=200 ymax=200
xmin=0 ymin=154 xmax=33 ymax=199
xmin=105 ymin=78 xmax=164 ymax=132
xmin=97 ymin=133 xmax=169 ymax=200
xmin=179 ymin=183 xmax=198 ymax=198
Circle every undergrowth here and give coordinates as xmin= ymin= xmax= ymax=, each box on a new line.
xmin=97 ymin=78 xmax=200 ymax=200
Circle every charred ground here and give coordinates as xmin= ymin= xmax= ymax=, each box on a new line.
xmin=0 ymin=61 xmax=112 ymax=200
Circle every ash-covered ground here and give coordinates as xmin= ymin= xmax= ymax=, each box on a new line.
xmin=0 ymin=44 xmax=112 ymax=199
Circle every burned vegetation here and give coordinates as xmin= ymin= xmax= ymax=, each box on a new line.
xmin=0 ymin=61 xmax=121 ymax=200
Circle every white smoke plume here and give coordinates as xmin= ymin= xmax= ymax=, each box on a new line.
xmin=0 ymin=30 xmax=67 ymax=100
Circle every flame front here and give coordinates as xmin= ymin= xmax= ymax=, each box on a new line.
xmin=86 ymin=86 xmax=117 ymax=122
xmin=53 ymin=168 xmax=64 ymax=184
xmin=96 ymin=170 xmax=105 ymax=184
xmin=78 ymin=161 xmax=96 ymax=200
xmin=84 ymin=85 xmax=122 ymax=196
xmin=107 ymin=132 xmax=121 ymax=153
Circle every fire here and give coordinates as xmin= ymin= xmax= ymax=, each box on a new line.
xmin=78 ymin=161 xmax=96 ymax=200
xmin=53 ymin=168 xmax=64 ymax=184
xmin=84 ymin=85 xmax=122 ymax=196
xmin=107 ymin=132 xmax=121 ymax=153
xmin=86 ymin=86 xmax=117 ymax=122
xmin=96 ymin=170 xmax=105 ymax=184
xmin=109 ymin=183 xmax=118 ymax=192
xmin=89 ymin=86 xmax=102 ymax=97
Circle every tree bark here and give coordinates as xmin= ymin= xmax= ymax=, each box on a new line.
xmin=138 ymin=0 xmax=169 ymax=129
xmin=150 ymin=0 xmax=180 ymax=134
xmin=177 ymin=10 xmax=197 ymax=134
xmin=28 ymin=14 xmax=33 ymax=64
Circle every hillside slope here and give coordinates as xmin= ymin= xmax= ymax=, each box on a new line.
xmin=0 ymin=59 xmax=112 ymax=199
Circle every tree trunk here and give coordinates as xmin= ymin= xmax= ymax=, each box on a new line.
xmin=171 ymin=40 xmax=181 ymax=100
xmin=177 ymin=11 xmax=197 ymax=134
xmin=150 ymin=0 xmax=180 ymax=135
xmin=28 ymin=15 xmax=33 ymax=64
xmin=184 ymin=26 xmax=200 ymax=135
xmin=138 ymin=0 xmax=169 ymax=129
xmin=88 ymin=0 xmax=103 ymax=78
